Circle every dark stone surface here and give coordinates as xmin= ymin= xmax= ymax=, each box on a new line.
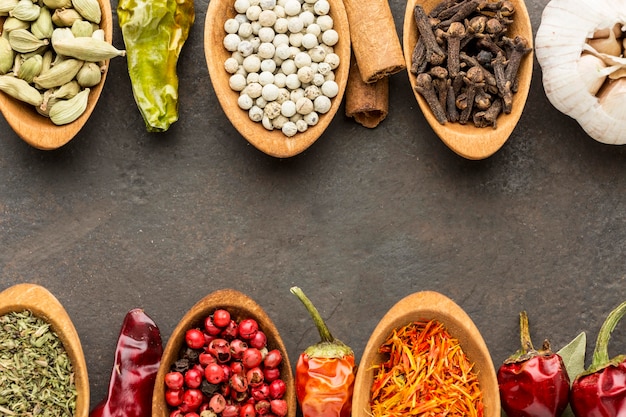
xmin=1 ymin=0 xmax=626 ymax=411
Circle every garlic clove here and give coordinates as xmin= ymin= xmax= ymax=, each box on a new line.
xmin=577 ymin=53 xmax=608 ymax=94
xmin=597 ymin=78 xmax=626 ymax=116
xmin=588 ymin=26 xmax=622 ymax=56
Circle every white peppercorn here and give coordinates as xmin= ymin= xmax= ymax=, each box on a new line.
xmin=229 ymin=73 xmax=247 ymax=91
xmin=282 ymin=121 xmax=298 ymax=136
xmin=281 ymin=59 xmax=297 ymax=75
xmin=273 ymin=33 xmax=289 ymax=46
xmin=238 ymin=40 xmax=255 ymax=57
xmin=274 ymin=17 xmax=289 ymax=33
xmin=251 ymin=21 xmax=262 ymax=35
xmin=224 ymin=57 xmax=240 ymax=74
xmin=260 ymin=58 xmax=276 ymax=72
xmin=324 ymin=53 xmax=340 ymax=69
xmin=284 ymin=0 xmax=301 ymax=16
xmin=238 ymin=93 xmax=254 ymax=110
xmin=275 ymin=43 xmax=291 ymax=60
xmin=258 ymin=27 xmax=275 ymax=42
xmin=304 ymin=85 xmax=321 ymax=99
xmin=295 ymin=96 xmax=314 ymax=114
xmin=242 ymin=54 xmax=261 ymax=72
xmin=314 ymin=95 xmax=331 ymax=113
xmin=287 ymin=16 xmax=304 ymax=33
xmin=324 ymin=71 xmax=335 ymax=81
xmin=294 ymin=51 xmax=312 ymax=68
xmin=276 ymin=88 xmax=291 ymax=103
xmin=272 ymin=115 xmax=288 ymax=129
xmin=232 ymin=51 xmax=245 ymax=64
xmin=235 ymin=13 xmax=249 ymax=23
xmin=303 ymin=111 xmax=319 ymax=125
xmin=259 ymin=0 xmax=275 ymax=9
xmin=274 ymin=73 xmax=287 ymax=87
xmin=225 ymin=18 xmax=240 ymax=34
xmin=308 ymin=46 xmax=326 ymax=62
xmin=306 ymin=23 xmax=321 ymax=36
xmin=317 ymin=61 xmax=331 ymax=75
xmin=256 ymin=96 xmax=268 ymax=108
xmin=316 ymin=15 xmax=333 ymax=30
xmin=285 ymin=73 xmax=301 ymax=89
xmin=288 ymin=32 xmax=303 ymax=47
xmin=238 ymin=22 xmax=254 ymax=38
xmin=247 ymin=73 xmax=260 ymax=84
xmin=246 ymin=5 xmax=262 ymax=20
xmin=291 ymin=88 xmax=306 ymax=103
xmin=257 ymin=42 xmax=275 ymax=58
xmin=296 ymin=118 xmax=308 ymax=132
xmin=301 ymin=3 xmax=315 ymax=13
xmin=258 ymin=70 xmax=275 ymax=86
xmin=297 ymin=66 xmax=314 ymax=83
xmin=262 ymin=83 xmax=280 ymax=101
xmin=300 ymin=10 xmax=315 ymax=26
xmin=234 ymin=0 xmax=251 ymax=13
xmin=274 ymin=4 xmax=285 ymax=17
xmin=312 ymin=73 xmax=325 ymax=86
xmin=321 ymin=80 xmax=338 ymax=97
xmin=290 ymin=113 xmax=303 ymax=122
xmin=281 ymin=100 xmax=297 ymax=117
xmin=321 ymin=29 xmax=338 ymax=46
xmin=301 ymin=33 xmax=318 ymax=49
xmin=244 ymin=82 xmax=263 ymax=98
xmin=262 ymin=115 xmax=274 ymax=129
xmin=249 ymin=105 xmax=264 ymax=121
xmin=224 ymin=34 xmax=242 ymax=51
xmin=313 ymin=0 xmax=329 ymax=15
xmin=264 ymin=100 xmax=282 ymax=118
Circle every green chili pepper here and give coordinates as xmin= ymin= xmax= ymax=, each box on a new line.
xmin=117 ymin=0 xmax=194 ymax=132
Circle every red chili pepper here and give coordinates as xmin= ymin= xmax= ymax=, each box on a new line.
xmin=290 ymin=286 xmax=355 ymax=417
xmin=497 ymin=311 xmax=570 ymax=417
xmin=90 ymin=308 xmax=163 ymax=417
xmin=571 ymin=300 xmax=626 ymax=417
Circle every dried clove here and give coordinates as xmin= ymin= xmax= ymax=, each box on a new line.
xmin=444 ymin=22 xmax=466 ymax=77
xmin=414 ymin=5 xmax=446 ymax=67
xmin=459 ymin=66 xmax=484 ymax=124
xmin=415 ymin=73 xmax=448 ymax=124
xmin=473 ymin=98 xmax=502 ymax=128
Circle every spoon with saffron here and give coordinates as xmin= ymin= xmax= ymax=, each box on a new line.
xmin=0 ymin=283 xmax=90 ymax=417
xmin=352 ymin=291 xmax=500 ymax=417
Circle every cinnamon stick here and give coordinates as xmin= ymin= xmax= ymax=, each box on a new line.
xmin=345 ymin=57 xmax=389 ymax=128
xmin=342 ymin=0 xmax=405 ymax=83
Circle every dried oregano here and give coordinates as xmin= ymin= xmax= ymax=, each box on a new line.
xmin=0 ymin=310 xmax=77 ymax=417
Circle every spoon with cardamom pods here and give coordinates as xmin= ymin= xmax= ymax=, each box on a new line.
xmin=0 ymin=0 xmax=115 ymax=150
xmin=204 ymin=0 xmax=351 ymax=158
xmin=352 ymin=291 xmax=500 ymax=417
xmin=403 ymin=0 xmax=533 ymax=160
xmin=0 ymin=283 xmax=89 ymax=417
xmin=152 ymin=288 xmax=297 ymax=417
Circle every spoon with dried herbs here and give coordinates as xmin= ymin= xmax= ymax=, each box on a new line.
xmin=0 ymin=283 xmax=89 ymax=417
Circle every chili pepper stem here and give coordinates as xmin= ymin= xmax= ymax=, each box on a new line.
xmin=519 ymin=311 xmax=534 ymax=353
xmin=588 ymin=299 xmax=626 ymax=373
xmin=290 ymin=286 xmax=353 ymax=359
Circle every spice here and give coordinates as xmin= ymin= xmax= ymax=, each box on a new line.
xmin=290 ymin=286 xmax=355 ymax=417
xmin=570 ymin=300 xmax=626 ymax=417
xmin=412 ymin=0 xmax=532 ymax=127
xmin=0 ymin=310 xmax=77 ymax=417
xmin=497 ymin=311 xmax=570 ymax=417
xmin=369 ymin=319 xmax=483 ymax=417
xmin=89 ymin=308 xmax=163 ymax=417
xmin=117 ymin=0 xmax=194 ymax=132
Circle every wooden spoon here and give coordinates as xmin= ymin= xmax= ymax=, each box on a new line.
xmin=152 ymin=288 xmax=297 ymax=417
xmin=352 ymin=291 xmax=500 ymax=417
xmin=204 ymin=0 xmax=350 ymax=158
xmin=403 ymin=0 xmax=533 ymax=160
xmin=0 ymin=0 xmax=113 ymax=150
xmin=0 ymin=283 xmax=90 ymax=417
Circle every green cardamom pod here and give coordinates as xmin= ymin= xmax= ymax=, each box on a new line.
xmin=51 ymin=7 xmax=82 ymax=27
xmin=43 ymin=0 xmax=72 ymax=9
xmin=31 ymin=6 xmax=53 ymax=40
xmin=91 ymin=28 xmax=104 ymax=41
xmin=2 ymin=16 xmax=31 ymax=34
xmin=52 ymin=35 xmax=125 ymax=61
xmin=8 ymin=28 xmax=49 ymax=53
xmin=71 ymin=0 xmax=100 ymax=24
xmin=75 ymin=61 xmax=100 ymax=87
xmin=52 ymin=79 xmax=80 ymax=98
xmin=70 ymin=19 xmax=93 ymax=37
xmin=17 ymin=53 xmax=42 ymax=82
xmin=0 ymin=36 xmax=15 ymax=74
xmin=41 ymin=48 xmax=53 ymax=72
xmin=0 ymin=0 xmax=18 ymax=14
xmin=37 ymin=89 xmax=57 ymax=116
xmin=9 ymin=0 xmax=40 ymax=21
xmin=49 ymin=87 xmax=89 ymax=125
xmin=0 ymin=74 xmax=43 ymax=106
xmin=33 ymin=57 xmax=83 ymax=88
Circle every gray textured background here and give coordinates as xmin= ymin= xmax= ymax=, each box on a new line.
xmin=1 ymin=0 xmax=626 ymax=412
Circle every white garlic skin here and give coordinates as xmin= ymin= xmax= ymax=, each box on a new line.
xmin=535 ymin=0 xmax=626 ymax=144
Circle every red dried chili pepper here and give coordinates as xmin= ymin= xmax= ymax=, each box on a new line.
xmin=290 ymin=286 xmax=355 ymax=417
xmin=571 ymin=300 xmax=626 ymax=417
xmin=497 ymin=311 xmax=570 ymax=417
xmin=90 ymin=308 xmax=163 ymax=417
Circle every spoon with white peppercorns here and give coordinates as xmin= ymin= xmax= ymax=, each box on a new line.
xmin=204 ymin=0 xmax=350 ymax=158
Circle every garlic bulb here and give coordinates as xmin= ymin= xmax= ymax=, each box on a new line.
xmin=535 ymin=0 xmax=626 ymax=144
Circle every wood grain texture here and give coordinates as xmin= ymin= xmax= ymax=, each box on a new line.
xmin=352 ymin=291 xmax=500 ymax=417
xmin=402 ymin=0 xmax=533 ymax=160
xmin=0 ymin=283 xmax=90 ymax=417
xmin=152 ymin=288 xmax=296 ymax=417
xmin=204 ymin=0 xmax=351 ymax=158
xmin=0 ymin=0 xmax=113 ymax=150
